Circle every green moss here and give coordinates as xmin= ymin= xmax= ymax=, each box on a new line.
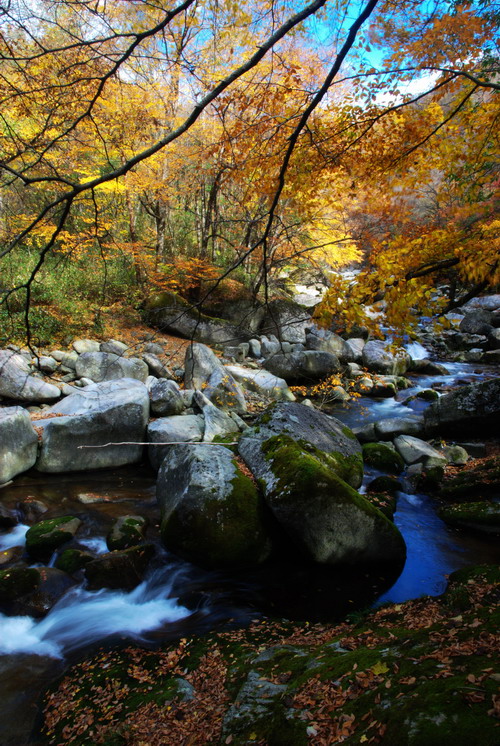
xmin=25 ymin=516 xmax=80 ymax=560
xmin=438 ymin=500 xmax=500 ymax=533
xmin=55 ymin=549 xmax=93 ymax=574
xmin=362 ymin=442 xmax=405 ymax=474
xmin=416 ymin=388 xmax=439 ymax=401
xmin=341 ymin=425 xmax=358 ymax=440
xmin=107 ymin=516 xmax=146 ymax=551
xmin=367 ymin=475 xmax=401 ymax=494
xmin=161 ymin=460 xmax=270 ymax=568
xmin=261 ymin=434 xmax=403 ymax=549
xmin=439 ymin=456 xmax=500 ymax=501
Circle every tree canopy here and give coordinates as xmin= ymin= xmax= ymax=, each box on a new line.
xmin=0 ymin=0 xmax=498 ymax=344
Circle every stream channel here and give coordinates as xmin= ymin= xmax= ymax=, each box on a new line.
xmin=0 ymin=348 xmax=499 ymax=744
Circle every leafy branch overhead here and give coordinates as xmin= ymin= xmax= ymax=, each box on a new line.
xmin=0 ymin=0 xmax=498 ymax=344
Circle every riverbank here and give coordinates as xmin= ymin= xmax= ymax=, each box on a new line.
xmin=38 ymin=564 xmax=500 ymax=745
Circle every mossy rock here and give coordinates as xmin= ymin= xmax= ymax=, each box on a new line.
xmin=84 ymin=544 xmax=156 ymax=590
xmin=438 ymin=500 xmax=500 ymax=534
xmin=362 ymin=442 xmax=405 ymax=474
xmin=259 ymin=434 xmax=406 ymax=564
xmin=54 ymin=548 xmax=94 ymax=574
xmin=107 ymin=515 xmax=147 ymax=551
xmin=0 ymin=567 xmax=40 ymax=602
xmin=25 ymin=516 xmax=82 ymax=561
xmin=416 ymin=388 xmax=440 ymax=401
xmin=158 ymin=445 xmax=272 ymax=568
xmin=439 ymin=455 xmax=500 ymax=501
xmin=367 ymin=475 xmax=402 ymax=494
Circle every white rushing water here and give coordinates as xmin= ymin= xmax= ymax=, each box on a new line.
xmin=0 ymin=567 xmax=191 ymax=658
xmin=405 ymin=341 xmax=428 ymax=360
xmin=0 ymin=524 xmax=29 ymax=551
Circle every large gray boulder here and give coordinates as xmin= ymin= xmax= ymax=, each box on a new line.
xmin=0 ymin=406 xmax=38 ymax=484
xmin=225 ymin=364 xmax=295 ymax=402
xmin=259 ymin=299 xmax=312 ymax=344
xmin=305 ymin=328 xmax=353 ymax=361
xmin=149 ymin=379 xmax=185 ymax=416
xmin=193 ymin=391 xmax=240 ymax=443
xmin=262 ymin=350 xmax=341 ymax=382
xmin=147 ymin=414 xmax=204 ymax=470
xmin=157 ymin=444 xmax=272 ymax=567
xmin=0 ymin=350 xmax=60 ymax=402
xmin=361 ymin=341 xmax=410 ymax=375
xmin=144 ymin=291 xmax=252 ymax=346
xmin=458 ymin=309 xmax=493 ymax=335
xmin=184 ymin=343 xmax=246 ymax=413
xmin=35 ymin=379 xmax=149 ymax=472
xmin=393 ymin=435 xmax=446 ymax=467
xmin=239 ymin=404 xmax=405 ymax=565
xmin=424 ymin=377 xmax=500 ymax=436
xmin=75 ymin=351 xmax=148 ymax=383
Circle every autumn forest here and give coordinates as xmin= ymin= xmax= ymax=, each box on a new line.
xmin=0 ymin=0 xmax=498 ymax=343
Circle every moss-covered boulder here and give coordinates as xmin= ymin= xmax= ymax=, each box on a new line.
xmin=106 ymin=515 xmax=147 ymax=551
xmin=54 ymin=548 xmax=94 ymax=574
xmin=255 ymin=434 xmax=405 ymax=564
xmin=157 ymin=444 xmax=272 ymax=568
xmin=362 ymin=442 xmax=405 ymax=474
xmin=237 ymin=403 xmax=405 ymax=565
xmin=240 ymin=401 xmax=364 ymax=489
xmin=438 ymin=455 xmax=500 ymax=501
xmin=84 ymin=544 xmax=156 ymax=590
xmin=25 ymin=516 xmax=81 ymax=561
xmin=438 ymin=501 xmax=500 ymax=534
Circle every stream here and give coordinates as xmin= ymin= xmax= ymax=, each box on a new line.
xmin=0 ymin=353 xmax=499 ymax=744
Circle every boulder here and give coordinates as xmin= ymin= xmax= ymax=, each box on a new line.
xmin=36 ymin=356 xmax=58 ymax=374
xmin=100 ymin=339 xmax=128 ymax=355
xmin=305 ymin=328 xmax=352 ymax=361
xmin=361 ymin=341 xmax=410 ymax=375
xmin=362 ymin=443 xmax=405 ymax=474
xmin=144 ymin=291 xmax=252 ymax=346
xmin=240 ymin=430 xmax=405 ymax=565
xmin=184 ymin=343 xmax=246 ymax=413
xmin=0 ymin=504 xmax=17 ymax=529
xmin=259 ymin=299 xmax=313 ymax=344
xmin=238 ymin=404 xmax=404 ymax=565
xmin=149 ymin=379 xmax=185 ymax=416
xmin=344 ymin=337 xmax=365 ymax=362
xmin=84 ymin=544 xmax=156 ymax=590
xmin=36 ymin=379 xmax=149 ymax=472
xmin=72 ymin=339 xmax=101 ymax=354
xmin=393 ymin=434 xmax=446 ymax=467
xmin=147 ymin=414 xmax=204 ymax=470
xmin=438 ymin=501 xmax=500 ymax=535
xmin=0 ymin=566 xmax=75 ymax=617
xmin=75 ymin=351 xmax=148 ymax=383
xmin=107 ymin=515 xmax=147 ymax=551
xmin=240 ymin=401 xmax=364 ymax=488
xmin=262 ymin=350 xmax=341 ymax=382
xmin=157 ymin=444 xmax=272 ymax=567
xmin=0 ymin=406 xmax=38 ymax=484
xmin=0 ymin=350 xmax=60 ymax=402
xmin=142 ymin=352 xmax=173 ymax=379
xmin=225 ymin=364 xmax=295 ymax=402
xmin=424 ymin=377 xmax=500 ymax=436
xmin=488 ymin=328 xmax=500 ymax=350
xmin=25 ymin=516 xmax=82 ymax=561
xmin=458 ymin=309 xmax=493 ymax=335
xmin=193 ymin=391 xmax=240 ymax=443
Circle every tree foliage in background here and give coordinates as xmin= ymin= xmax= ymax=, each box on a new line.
xmin=0 ymin=0 xmax=498 ymax=344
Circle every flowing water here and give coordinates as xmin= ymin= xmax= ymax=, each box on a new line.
xmin=0 ymin=359 xmax=499 ymax=744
